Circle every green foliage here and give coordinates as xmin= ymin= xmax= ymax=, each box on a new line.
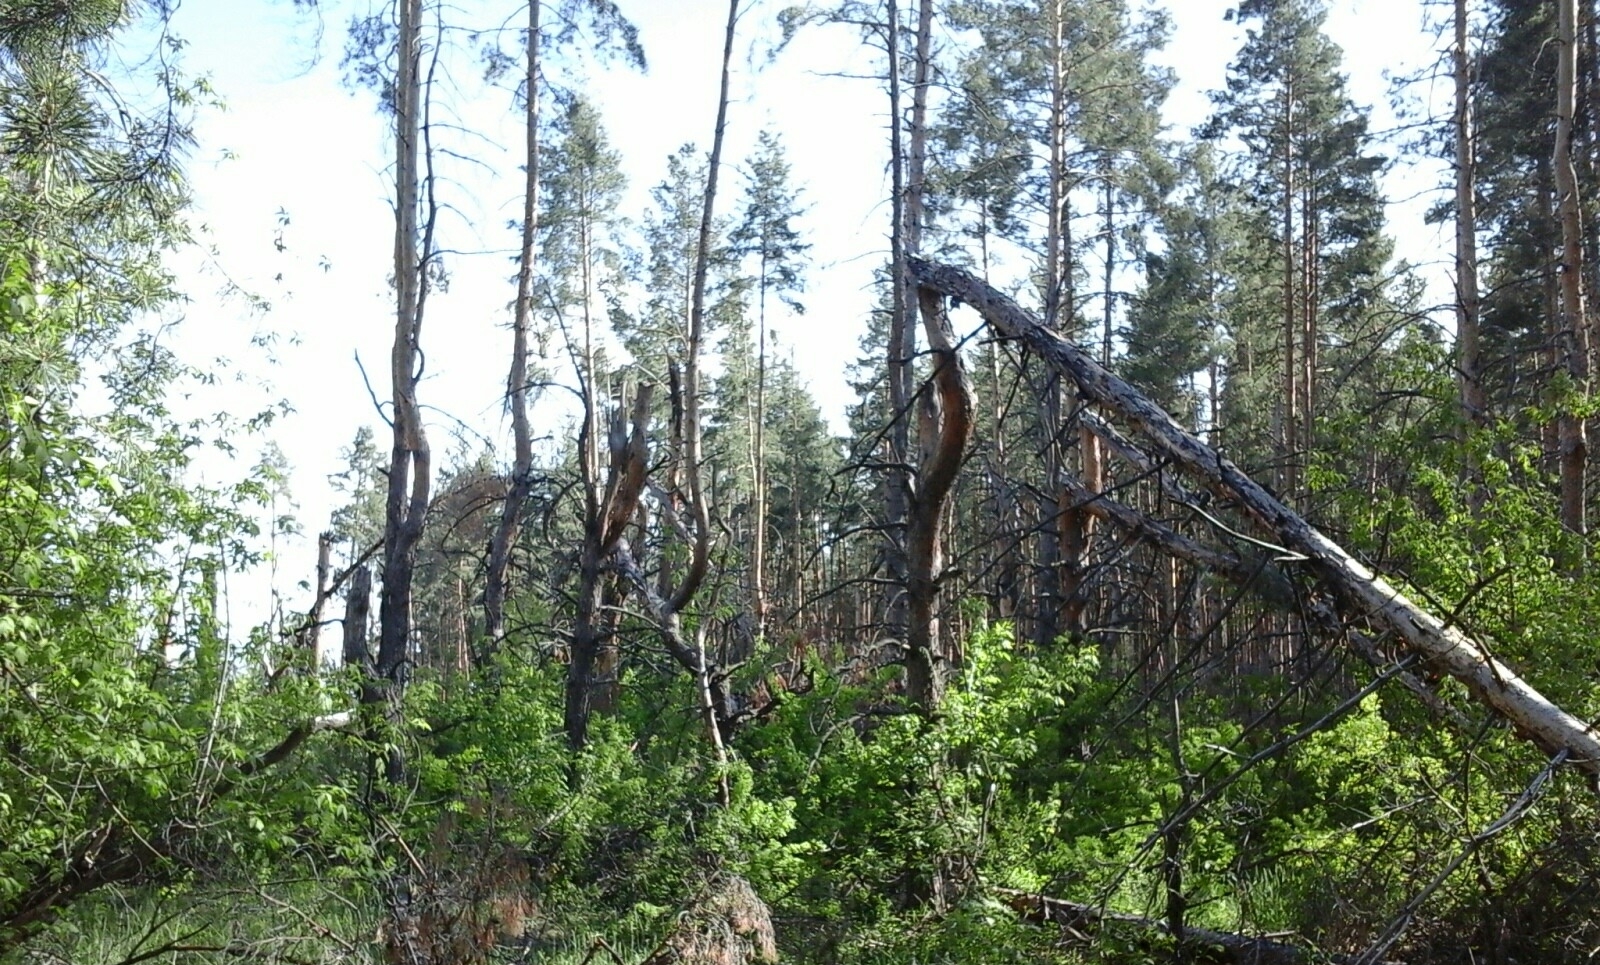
xmin=0 ymin=233 xmax=355 ymax=945
xmin=15 ymin=2 xmax=1600 ymax=963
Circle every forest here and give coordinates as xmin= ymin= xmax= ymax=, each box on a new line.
xmin=4 ymin=0 xmax=1600 ymax=962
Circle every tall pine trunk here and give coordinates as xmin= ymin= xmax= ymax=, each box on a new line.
xmin=1454 ymin=0 xmax=1484 ymax=432
xmin=901 ymin=0 xmax=948 ymax=709
xmin=884 ymin=0 xmax=913 ymax=648
xmin=1280 ymin=77 xmax=1298 ymax=499
xmin=484 ymin=0 xmax=541 ymax=657
xmin=377 ymin=0 xmax=431 ymax=788
xmin=1037 ymin=0 xmax=1068 ymax=648
xmin=751 ymin=257 xmax=770 ymax=638
xmin=1555 ymin=0 xmax=1591 ymax=547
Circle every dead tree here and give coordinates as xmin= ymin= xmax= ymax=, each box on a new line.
xmin=566 ymin=386 xmax=652 ymax=750
xmin=909 ymin=256 xmax=1600 ymax=781
xmin=483 ymin=0 xmax=542 ymax=657
xmin=584 ymin=0 xmax=743 ymax=805
xmin=373 ymin=0 xmax=432 ymax=792
xmin=904 ymin=288 xmax=973 ymax=709
xmin=881 ymin=0 xmax=914 ymax=646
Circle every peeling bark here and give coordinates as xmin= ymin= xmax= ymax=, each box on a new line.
xmin=904 ymin=288 xmax=974 ymax=710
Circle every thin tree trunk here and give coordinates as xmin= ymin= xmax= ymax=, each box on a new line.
xmin=299 ymin=532 xmax=333 ymax=664
xmin=1280 ymin=79 xmax=1297 ymax=498
xmin=1301 ymin=185 xmax=1317 ymax=470
xmin=884 ymin=0 xmax=913 ymax=646
xmin=1555 ymin=0 xmax=1591 ymax=546
xmin=1038 ymin=0 xmax=1068 ymax=647
xmin=377 ymin=0 xmax=431 ymax=789
xmin=1454 ymin=0 xmax=1486 ymax=500
xmin=1101 ymin=165 xmax=1115 ymax=367
xmin=660 ymin=0 xmax=744 ymax=804
xmin=484 ymin=0 xmax=541 ymax=657
xmin=1542 ymin=163 xmax=1563 ymax=469
xmin=751 ymin=254 xmax=770 ymax=638
xmin=564 ymin=174 xmax=607 ymax=749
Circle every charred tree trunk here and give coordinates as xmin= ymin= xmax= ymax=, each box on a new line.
xmin=565 ymin=539 xmax=608 ymax=750
xmin=312 ymin=533 xmax=332 ymax=655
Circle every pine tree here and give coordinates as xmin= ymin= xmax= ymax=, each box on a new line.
xmin=1124 ymin=145 xmax=1229 ymax=429
xmin=1206 ymin=0 xmax=1392 ymax=494
xmin=729 ymin=129 xmax=809 ymax=637
xmin=1471 ymin=0 xmax=1561 ymax=435
xmin=939 ymin=0 xmax=1171 ymax=644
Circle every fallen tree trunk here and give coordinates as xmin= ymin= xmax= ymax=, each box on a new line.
xmin=910 ymin=257 xmax=1600 ymax=781
xmin=1059 ymin=476 xmax=1470 ymax=729
xmin=996 ymin=887 xmax=1399 ymax=965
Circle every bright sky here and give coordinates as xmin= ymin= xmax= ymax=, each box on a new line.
xmin=147 ymin=0 xmax=1445 ymax=628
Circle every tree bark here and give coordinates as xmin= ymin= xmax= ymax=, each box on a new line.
xmin=904 ymin=289 xmax=973 ymax=710
xmin=1555 ymin=0 xmax=1591 ymax=545
xmin=377 ymin=0 xmax=431 ymax=788
xmin=882 ymin=0 xmax=914 ymax=647
xmin=1280 ymin=78 xmax=1298 ymax=498
xmin=751 ymin=265 xmax=769 ymax=638
xmin=1036 ymin=0 xmax=1072 ymax=648
xmin=910 ymin=256 xmax=1600 ymax=782
xmin=1454 ymin=0 xmax=1486 ymax=449
xmin=672 ymin=0 xmax=740 ymax=618
xmin=566 ymin=386 xmax=653 ymax=750
xmin=484 ymin=0 xmax=541 ymax=657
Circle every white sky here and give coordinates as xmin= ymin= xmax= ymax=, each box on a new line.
xmin=145 ymin=0 xmax=1447 ymax=626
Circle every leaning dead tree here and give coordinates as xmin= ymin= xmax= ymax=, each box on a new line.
xmin=908 ymin=256 xmax=1600 ymax=781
